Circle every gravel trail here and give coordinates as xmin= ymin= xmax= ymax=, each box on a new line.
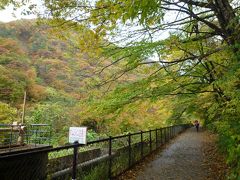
xmin=135 ymin=127 xmax=213 ymax=180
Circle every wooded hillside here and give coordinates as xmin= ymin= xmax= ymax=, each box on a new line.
xmin=0 ymin=20 xmax=181 ymax=144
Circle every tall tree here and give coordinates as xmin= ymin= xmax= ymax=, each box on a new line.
xmin=40 ymin=0 xmax=240 ymax=91
xmin=39 ymin=1 xmax=240 ymax=176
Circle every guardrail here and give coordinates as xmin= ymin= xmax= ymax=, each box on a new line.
xmin=0 ymin=123 xmax=51 ymax=150
xmin=0 ymin=124 xmax=191 ymax=180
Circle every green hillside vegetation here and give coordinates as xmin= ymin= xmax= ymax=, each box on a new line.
xmin=0 ymin=20 xmax=183 ymax=145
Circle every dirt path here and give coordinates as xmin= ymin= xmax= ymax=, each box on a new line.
xmin=117 ymin=127 xmax=228 ymax=180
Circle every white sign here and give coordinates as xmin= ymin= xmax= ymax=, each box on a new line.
xmin=69 ymin=127 xmax=87 ymax=144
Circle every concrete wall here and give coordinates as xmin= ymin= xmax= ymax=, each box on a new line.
xmin=48 ymin=148 xmax=101 ymax=174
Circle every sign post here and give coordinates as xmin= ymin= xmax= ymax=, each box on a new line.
xmin=69 ymin=127 xmax=87 ymax=180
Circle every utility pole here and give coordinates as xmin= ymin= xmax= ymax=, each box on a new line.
xmin=18 ymin=91 xmax=27 ymax=145
xmin=21 ymin=91 xmax=27 ymax=124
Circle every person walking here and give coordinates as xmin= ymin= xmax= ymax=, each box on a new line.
xmin=194 ymin=120 xmax=200 ymax=132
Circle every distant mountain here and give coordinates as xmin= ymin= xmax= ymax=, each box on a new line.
xmin=0 ymin=20 xmax=168 ymax=138
xmin=0 ymin=19 xmax=116 ymax=104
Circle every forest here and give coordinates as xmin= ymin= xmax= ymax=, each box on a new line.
xmin=0 ymin=0 xmax=240 ymax=178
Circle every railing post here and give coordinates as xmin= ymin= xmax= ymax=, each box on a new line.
xmin=160 ymin=128 xmax=163 ymax=145
xmin=167 ymin=127 xmax=169 ymax=141
xmin=173 ymin=125 xmax=175 ymax=137
xmin=170 ymin=127 xmax=172 ymax=138
xmin=108 ymin=136 xmax=112 ymax=180
xmin=168 ymin=127 xmax=170 ymax=140
xmin=25 ymin=125 xmax=28 ymax=144
xmin=172 ymin=126 xmax=174 ymax=137
xmin=164 ymin=128 xmax=167 ymax=143
xmin=140 ymin=131 xmax=143 ymax=158
xmin=37 ymin=126 xmax=40 ymax=144
xmin=9 ymin=125 xmax=13 ymax=150
xmin=72 ymin=141 xmax=78 ymax=180
xmin=170 ymin=126 xmax=172 ymax=138
xmin=149 ymin=130 xmax=152 ymax=152
xmin=49 ymin=125 xmax=52 ymax=145
xmin=35 ymin=126 xmax=37 ymax=147
xmin=128 ymin=133 xmax=131 ymax=168
xmin=155 ymin=128 xmax=158 ymax=149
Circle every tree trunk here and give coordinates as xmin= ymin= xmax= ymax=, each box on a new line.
xmin=213 ymin=0 xmax=240 ymax=46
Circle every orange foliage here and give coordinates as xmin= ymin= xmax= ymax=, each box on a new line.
xmin=0 ymin=38 xmax=25 ymax=55
xmin=27 ymin=84 xmax=47 ymax=101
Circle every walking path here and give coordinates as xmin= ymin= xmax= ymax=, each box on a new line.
xmin=118 ymin=127 xmax=227 ymax=180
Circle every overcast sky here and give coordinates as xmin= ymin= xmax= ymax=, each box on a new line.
xmin=0 ymin=5 xmax=36 ymax=22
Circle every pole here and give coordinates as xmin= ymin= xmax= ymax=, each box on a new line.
xmin=155 ymin=128 xmax=158 ymax=149
xmin=21 ymin=91 xmax=27 ymax=124
xmin=128 ymin=133 xmax=131 ymax=168
xmin=160 ymin=128 xmax=163 ymax=145
xmin=164 ymin=128 xmax=167 ymax=143
xmin=108 ymin=136 xmax=112 ymax=179
xmin=140 ymin=131 xmax=143 ymax=158
xmin=149 ymin=130 xmax=152 ymax=152
xmin=72 ymin=141 xmax=78 ymax=180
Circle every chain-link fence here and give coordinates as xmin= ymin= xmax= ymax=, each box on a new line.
xmin=0 ymin=124 xmax=191 ymax=180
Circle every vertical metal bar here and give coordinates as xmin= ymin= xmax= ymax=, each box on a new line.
xmin=160 ymin=128 xmax=163 ymax=145
xmin=49 ymin=125 xmax=52 ymax=145
xmin=26 ymin=125 xmax=29 ymax=144
xmin=9 ymin=125 xmax=13 ymax=151
xmin=164 ymin=128 xmax=167 ymax=143
xmin=39 ymin=126 xmax=41 ymax=144
xmin=149 ymin=130 xmax=152 ymax=152
xmin=166 ymin=127 xmax=168 ymax=142
xmin=172 ymin=126 xmax=174 ymax=137
xmin=155 ymin=128 xmax=158 ymax=149
xmin=169 ymin=126 xmax=171 ymax=139
xmin=128 ymin=133 xmax=131 ymax=168
xmin=166 ymin=127 xmax=168 ymax=141
xmin=170 ymin=127 xmax=172 ymax=138
xmin=169 ymin=127 xmax=171 ymax=140
xmin=168 ymin=127 xmax=169 ymax=140
xmin=38 ymin=126 xmax=40 ymax=144
xmin=140 ymin=131 xmax=143 ymax=158
xmin=72 ymin=141 xmax=78 ymax=180
xmin=35 ymin=126 xmax=37 ymax=147
xmin=31 ymin=125 xmax=34 ymax=144
xmin=170 ymin=126 xmax=172 ymax=138
xmin=108 ymin=136 xmax=112 ymax=180
xmin=168 ymin=127 xmax=170 ymax=141
xmin=29 ymin=125 xmax=31 ymax=144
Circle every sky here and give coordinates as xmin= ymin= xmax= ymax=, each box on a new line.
xmin=0 ymin=5 xmax=37 ymax=22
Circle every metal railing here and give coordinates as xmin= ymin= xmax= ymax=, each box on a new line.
xmin=27 ymin=124 xmax=52 ymax=145
xmin=0 ymin=123 xmax=51 ymax=150
xmin=0 ymin=124 xmax=21 ymax=149
xmin=0 ymin=124 xmax=190 ymax=180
